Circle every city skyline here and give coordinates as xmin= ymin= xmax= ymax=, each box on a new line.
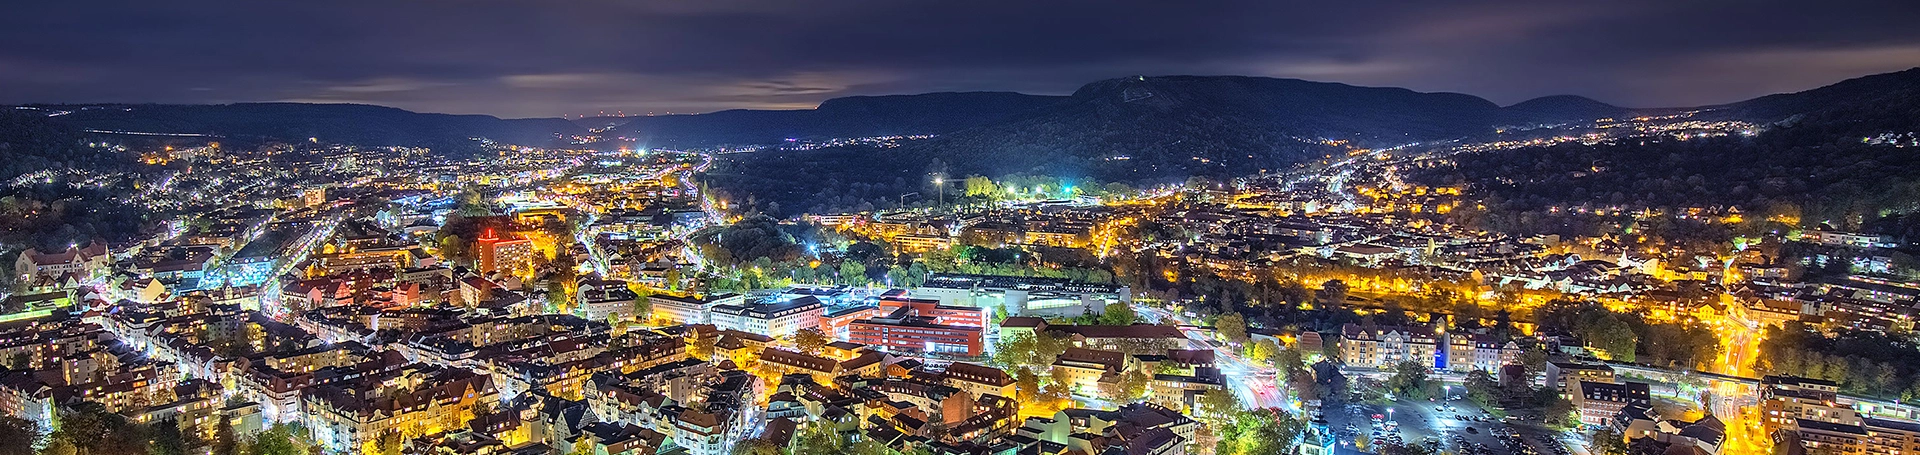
xmin=4 ymin=3 xmax=1920 ymax=455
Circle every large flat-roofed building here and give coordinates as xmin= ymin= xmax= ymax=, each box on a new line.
xmin=892 ymin=234 xmax=954 ymax=253
xmin=474 ymin=229 xmax=532 ymax=276
xmin=647 ymin=293 xmax=743 ymax=325
xmin=848 ymin=306 xmax=985 ymax=356
xmin=1865 ymin=417 xmax=1920 ymax=455
xmin=823 ymin=305 xmax=883 ymax=340
xmin=710 ymin=296 xmax=823 ymax=339
xmin=1761 ymin=376 xmax=1855 ymax=435
xmin=877 ymin=297 xmax=986 ymax=328
xmin=1794 ymin=418 xmax=1868 ymax=455
xmin=314 ymin=245 xmax=424 ymax=275
xmin=1546 ymin=360 xmax=1616 ymax=392
xmin=911 ymin=274 xmax=1130 ymax=318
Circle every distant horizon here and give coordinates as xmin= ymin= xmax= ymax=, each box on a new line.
xmin=13 ymin=67 xmax=1914 ymax=120
xmin=5 ymin=1 xmax=1918 ymax=118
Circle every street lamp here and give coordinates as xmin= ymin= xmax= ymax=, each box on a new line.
xmin=933 ymin=176 xmax=945 ymax=207
xmin=1388 ymin=408 xmax=1395 ymax=422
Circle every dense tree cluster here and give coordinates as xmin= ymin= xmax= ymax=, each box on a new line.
xmin=0 ymin=111 xmax=133 ymax=182
xmin=767 ymin=421 xmax=899 ymax=455
xmin=0 ymin=112 xmax=149 ymax=286
xmin=1759 ymin=321 xmax=1920 ymax=399
xmin=702 ymin=147 xmax=932 ymax=217
xmin=1415 ymin=125 xmax=1920 ymax=237
xmin=1211 ymin=407 xmax=1306 ymax=455
xmin=7 ymin=402 xmax=308 ymax=455
xmin=1533 ymin=299 xmax=1720 ymax=368
xmin=691 ymin=216 xmax=807 ymax=267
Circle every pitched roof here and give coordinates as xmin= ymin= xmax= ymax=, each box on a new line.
xmin=762 ymin=348 xmax=838 ymax=373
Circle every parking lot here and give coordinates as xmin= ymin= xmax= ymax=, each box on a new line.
xmin=1322 ymin=397 xmax=1578 ymax=455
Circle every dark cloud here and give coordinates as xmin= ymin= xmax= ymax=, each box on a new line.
xmin=1 ymin=0 xmax=1917 ymax=117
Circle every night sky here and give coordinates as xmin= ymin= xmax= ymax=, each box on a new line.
xmin=4 ymin=0 xmax=1918 ymax=118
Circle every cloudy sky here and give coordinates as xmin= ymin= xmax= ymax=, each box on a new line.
xmin=3 ymin=0 xmax=1918 ymax=118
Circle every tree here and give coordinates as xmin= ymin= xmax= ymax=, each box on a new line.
xmin=1001 ymin=368 xmax=1035 ymax=397
xmin=437 ymin=235 xmax=470 ymax=265
xmin=151 ymin=418 xmax=192 ymax=455
xmin=248 ymin=424 xmax=304 ymax=455
xmin=369 ymin=430 xmax=404 ymax=455
xmin=1586 ymin=315 xmax=1638 ymax=362
xmin=546 ymin=281 xmax=571 ymax=310
xmin=789 ymin=422 xmax=844 ymax=454
xmin=1385 ymin=361 xmax=1434 ymax=400
xmin=991 ymin=331 xmax=1069 ymax=370
xmin=1517 ymin=344 xmax=1550 ymax=389
xmin=1591 ymin=428 xmax=1630 ymax=455
xmin=1275 ymin=346 xmax=1306 ymax=378
xmin=963 ymin=176 xmax=1000 ymax=199
xmin=1038 ymin=380 xmax=1072 ymax=410
xmin=1215 ymin=408 xmax=1304 ymax=455
xmin=838 ymin=261 xmax=869 ymax=286
xmin=40 ymin=437 xmax=75 ymax=455
xmin=846 ymin=439 xmax=891 ymax=455
xmin=0 ymin=415 xmax=35 ymax=455
xmin=729 ymin=439 xmax=782 ymax=455
xmin=212 ymin=414 xmax=239 ymax=455
xmin=1101 ymin=368 xmax=1152 ymax=403
xmin=1215 ymin=313 xmax=1249 ymax=345
xmin=1318 ymin=280 xmax=1349 ymax=308
xmin=1098 ymin=301 xmax=1138 ymax=325
xmin=52 ymin=402 xmax=148 ymax=455
xmin=1533 ymin=387 xmax=1577 ymax=429
xmin=690 ymin=334 xmax=717 ymax=361
xmin=1196 ymin=389 xmax=1242 ymax=421
xmin=1464 ymin=370 xmax=1500 ymax=409
xmin=1245 ymin=339 xmax=1280 ymax=368
xmin=793 ymin=328 xmax=830 ymax=355
xmin=569 ymin=439 xmax=598 ymax=455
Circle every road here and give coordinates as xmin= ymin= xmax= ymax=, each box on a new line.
xmin=1135 ymin=304 xmax=1291 ymax=410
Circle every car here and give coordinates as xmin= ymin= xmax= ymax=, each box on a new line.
xmin=1466 ymin=427 xmax=1479 ymax=434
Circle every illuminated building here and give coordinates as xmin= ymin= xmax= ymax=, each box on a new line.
xmin=647 ymin=293 xmax=743 ymax=326
xmin=1574 ymin=381 xmax=1649 ymax=427
xmin=823 ymin=305 xmax=882 ymax=340
xmin=848 ymin=303 xmax=985 ymax=356
xmin=303 ymin=186 xmax=327 ymax=207
xmin=709 ymin=296 xmax=822 ymax=339
xmin=474 ymin=229 xmax=532 ymax=276
xmin=1338 ymin=323 xmax=1439 ymax=369
xmin=941 ymin=362 xmax=1016 ymax=400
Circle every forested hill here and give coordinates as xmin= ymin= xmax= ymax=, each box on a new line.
xmin=0 ymin=110 xmax=146 ymax=251
xmin=0 ymin=109 xmax=133 ymax=179
xmin=610 ymin=92 xmax=1068 ymax=146
xmin=1502 ymin=95 xmax=1630 ymax=124
xmin=884 ymin=75 xmax=1558 ymax=182
xmin=1714 ymin=67 xmax=1920 ymax=142
xmin=36 ymin=103 xmax=585 ymax=154
xmin=1410 ymin=67 xmax=1920 ymax=239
